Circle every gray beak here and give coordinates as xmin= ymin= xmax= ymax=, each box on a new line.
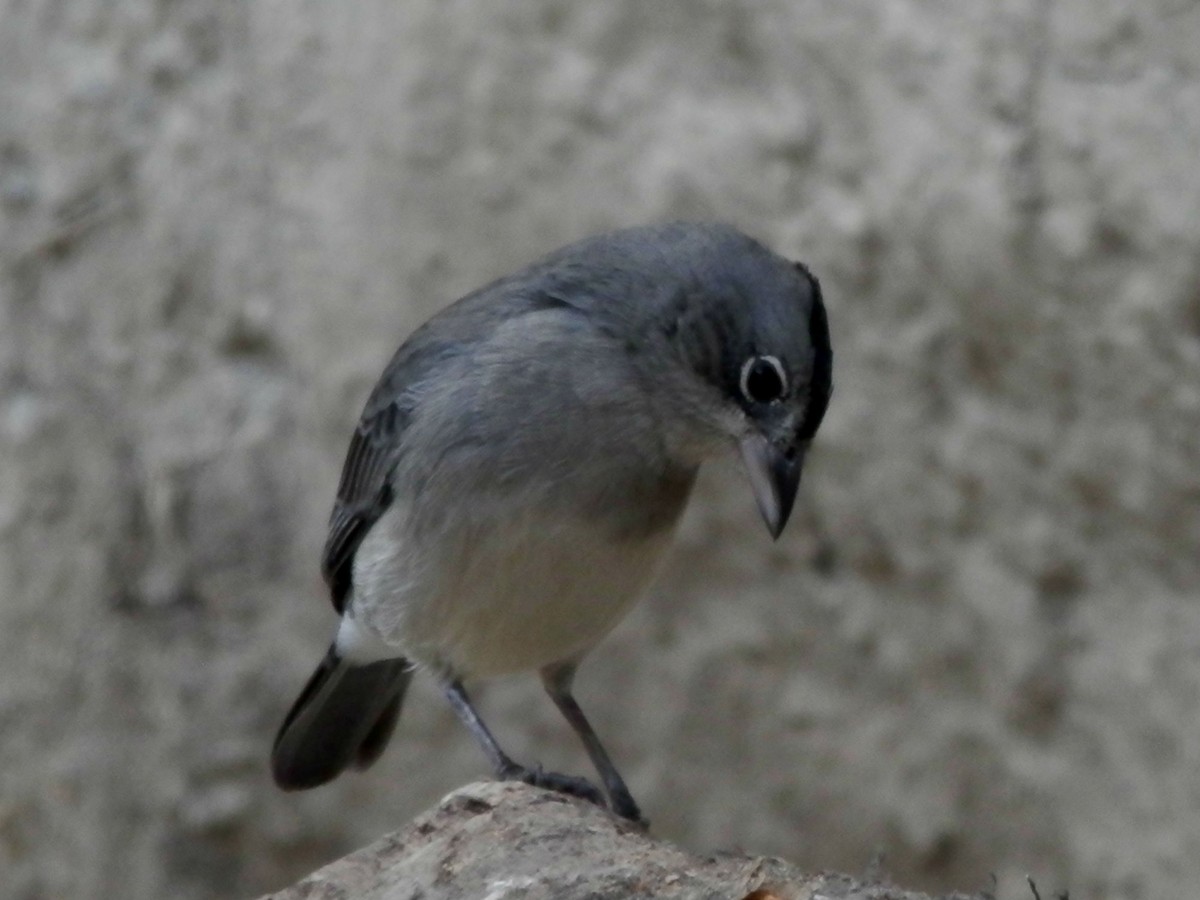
xmin=738 ymin=433 xmax=806 ymax=540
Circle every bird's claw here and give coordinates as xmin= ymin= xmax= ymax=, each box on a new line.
xmin=499 ymin=762 xmax=605 ymax=808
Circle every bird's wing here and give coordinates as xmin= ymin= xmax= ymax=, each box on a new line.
xmin=321 ymin=388 xmax=408 ymax=613
xmin=321 ymin=318 xmax=474 ymax=612
xmin=319 ymin=268 xmax=604 ymax=613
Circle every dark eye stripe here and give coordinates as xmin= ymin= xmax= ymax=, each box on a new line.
xmin=798 ymin=270 xmax=833 ymax=440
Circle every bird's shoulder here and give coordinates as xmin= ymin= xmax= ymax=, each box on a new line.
xmin=320 ymin=273 xmax=605 ymax=612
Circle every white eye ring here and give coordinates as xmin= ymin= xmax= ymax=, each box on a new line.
xmin=739 ymin=355 xmax=788 ymax=404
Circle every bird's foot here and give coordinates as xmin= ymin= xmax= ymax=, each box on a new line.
xmin=499 ymin=762 xmax=605 ymax=808
xmin=606 ymin=787 xmax=647 ymax=828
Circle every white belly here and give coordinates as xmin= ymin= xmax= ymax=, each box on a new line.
xmin=347 ymin=502 xmax=675 ymax=677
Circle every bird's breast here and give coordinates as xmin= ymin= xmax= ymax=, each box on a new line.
xmin=352 ymin=500 xmax=682 ymax=677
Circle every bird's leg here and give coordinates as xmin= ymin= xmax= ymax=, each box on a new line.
xmin=440 ymin=679 xmax=604 ymax=807
xmin=540 ymin=663 xmax=646 ymax=825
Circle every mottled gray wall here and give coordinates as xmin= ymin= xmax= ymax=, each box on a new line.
xmin=2 ymin=2 xmax=1198 ymax=899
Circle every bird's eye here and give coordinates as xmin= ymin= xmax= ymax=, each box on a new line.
xmin=739 ymin=356 xmax=787 ymax=404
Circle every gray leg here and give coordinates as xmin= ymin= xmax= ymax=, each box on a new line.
xmin=441 ymin=679 xmax=604 ymax=807
xmin=541 ymin=663 xmax=645 ymax=825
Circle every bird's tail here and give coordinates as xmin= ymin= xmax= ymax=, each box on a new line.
xmin=271 ymin=645 xmax=412 ymax=790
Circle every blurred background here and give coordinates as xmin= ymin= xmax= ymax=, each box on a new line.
xmin=2 ymin=1 xmax=1199 ymax=898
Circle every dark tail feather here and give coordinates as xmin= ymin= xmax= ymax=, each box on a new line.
xmin=354 ymin=684 xmax=405 ymax=769
xmin=271 ymin=645 xmax=412 ymax=791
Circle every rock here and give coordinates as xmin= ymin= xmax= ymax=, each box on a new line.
xmin=260 ymin=781 xmax=976 ymax=900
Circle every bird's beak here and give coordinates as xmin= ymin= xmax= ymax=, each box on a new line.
xmin=738 ymin=433 xmax=806 ymax=540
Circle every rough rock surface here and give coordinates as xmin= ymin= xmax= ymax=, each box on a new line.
xmin=259 ymin=782 xmax=981 ymax=900
xmin=2 ymin=2 xmax=1198 ymax=899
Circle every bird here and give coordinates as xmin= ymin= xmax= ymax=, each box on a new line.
xmin=270 ymin=221 xmax=833 ymax=824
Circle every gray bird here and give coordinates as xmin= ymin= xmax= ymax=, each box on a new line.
xmin=271 ymin=222 xmax=833 ymax=823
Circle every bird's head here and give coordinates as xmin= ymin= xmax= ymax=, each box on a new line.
xmin=642 ymin=226 xmax=833 ymax=539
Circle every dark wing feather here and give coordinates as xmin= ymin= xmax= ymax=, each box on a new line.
xmin=319 ymin=330 xmax=469 ymax=614
xmin=321 ymin=399 xmax=406 ymax=613
xmin=317 ymin=257 xmax=615 ymax=614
